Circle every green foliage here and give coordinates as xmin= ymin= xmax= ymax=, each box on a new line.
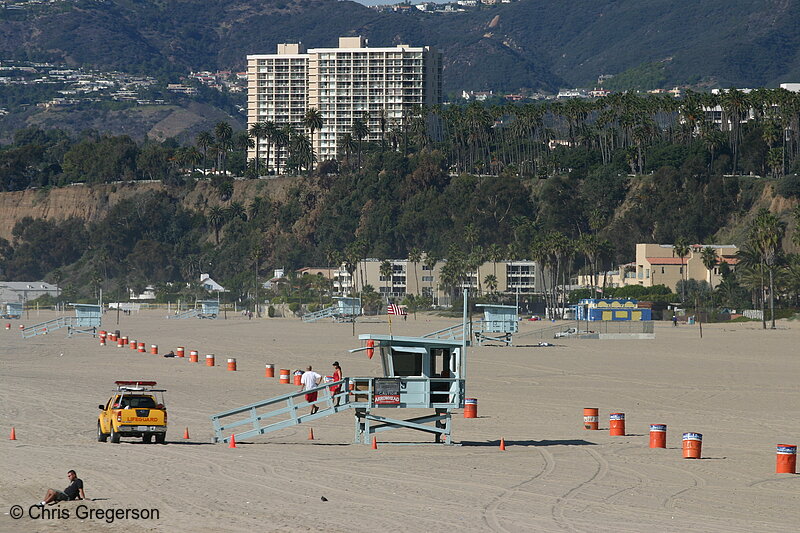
xmin=602 ymin=62 xmax=668 ymax=91
xmin=776 ymin=174 xmax=800 ymax=199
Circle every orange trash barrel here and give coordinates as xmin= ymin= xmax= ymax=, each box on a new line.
xmin=130 ymin=339 xmax=137 ymax=350
xmin=776 ymin=444 xmax=797 ymax=474
xmin=189 ymin=350 xmax=199 ymax=363
xmin=227 ymin=358 xmax=237 ymax=371
xmin=265 ymin=364 xmax=275 ymax=378
xmin=137 ymin=342 xmax=145 ymax=353
xmin=649 ymin=424 xmax=667 ymax=448
xmin=5 ymin=323 xmax=10 ymax=330
xmin=293 ymin=371 xmax=303 ymax=386
xmin=464 ymin=398 xmax=478 ymax=418
xmin=150 ymin=344 xmax=158 ymax=355
xmin=682 ymin=432 xmax=702 ymax=459
xmin=583 ymin=407 xmax=599 ymax=430
xmin=279 ymin=369 xmax=290 ymax=384
xmin=117 ymin=337 xmax=124 ymax=348
xmin=121 ymin=336 xmax=128 ymax=345
xmin=99 ymin=330 xmax=106 ymax=339
xmin=609 ymin=413 xmax=626 ymax=436
xmin=177 ymin=347 xmax=185 ymax=358
xmin=205 ymin=354 xmax=215 ymax=367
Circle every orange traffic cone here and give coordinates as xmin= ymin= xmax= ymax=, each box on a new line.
xmin=371 ymin=436 xmax=378 ymax=450
xmin=308 ymin=428 xmax=315 ymax=440
xmin=183 ymin=427 xmax=190 ymax=440
xmin=9 ymin=427 xmax=16 ymax=440
xmin=499 ymin=438 xmax=506 ymax=451
xmin=228 ymin=434 xmax=237 ymax=448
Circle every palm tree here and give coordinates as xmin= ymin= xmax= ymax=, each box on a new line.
xmin=700 ymin=246 xmax=718 ymax=292
xmin=751 ymin=209 xmax=786 ymax=329
xmin=379 ymin=260 xmax=392 ymax=304
xmin=214 ymin=122 xmax=233 ymax=176
xmin=674 ymin=238 xmax=691 ymax=303
xmin=487 ymin=243 xmax=504 ymax=277
xmin=289 ymin=131 xmax=314 ymax=175
xmin=207 ymin=206 xmax=226 ymax=245
xmin=226 ymin=201 xmax=247 ymax=222
xmin=303 ymin=108 xmax=323 ymax=170
xmin=408 ymin=247 xmax=422 ymax=296
xmin=273 ymin=125 xmax=292 ymax=176
xmin=484 ymin=274 xmax=498 ymax=294
xmin=339 ymin=133 xmax=357 ymax=170
xmin=248 ymin=122 xmax=267 ymax=176
xmin=196 ymin=131 xmax=214 ymax=174
xmin=423 ymin=254 xmax=438 ymax=302
xmin=351 ymin=118 xmax=370 ymax=170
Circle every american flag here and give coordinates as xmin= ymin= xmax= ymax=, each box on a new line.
xmin=387 ymin=304 xmax=407 ymax=316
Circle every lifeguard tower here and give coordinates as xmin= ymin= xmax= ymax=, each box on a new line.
xmin=167 ymin=300 xmax=219 ymax=319
xmin=210 ymin=292 xmax=469 ymax=445
xmin=302 ymin=297 xmax=362 ymax=323
xmin=2 ymin=302 xmax=23 ymax=319
xmin=21 ymin=303 xmax=101 ymax=338
xmin=473 ymin=304 xmax=519 ymax=346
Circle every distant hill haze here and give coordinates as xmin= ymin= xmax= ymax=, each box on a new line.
xmin=2 ymin=0 xmax=798 ymax=92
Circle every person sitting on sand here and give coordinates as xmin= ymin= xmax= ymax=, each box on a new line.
xmin=39 ymin=470 xmax=85 ymax=506
xmin=300 ymin=365 xmax=322 ymax=415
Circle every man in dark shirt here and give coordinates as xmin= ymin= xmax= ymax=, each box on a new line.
xmin=39 ymin=470 xmax=85 ymax=506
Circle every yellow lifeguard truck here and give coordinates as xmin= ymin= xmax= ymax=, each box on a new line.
xmin=97 ymin=381 xmax=168 ymax=444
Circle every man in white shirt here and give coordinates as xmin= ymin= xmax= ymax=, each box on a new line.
xmin=299 ymin=366 xmax=322 ymax=414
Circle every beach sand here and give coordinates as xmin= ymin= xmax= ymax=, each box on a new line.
xmin=1 ymin=311 xmax=798 ymax=532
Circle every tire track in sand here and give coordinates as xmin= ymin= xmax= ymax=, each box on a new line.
xmin=551 ymin=447 xmax=609 ymax=531
xmin=481 ymin=447 xmax=555 ymax=532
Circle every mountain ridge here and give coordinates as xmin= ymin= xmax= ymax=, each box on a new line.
xmin=2 ymin=0 xmax=799 ymax=93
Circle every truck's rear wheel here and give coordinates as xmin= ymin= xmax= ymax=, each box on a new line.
xmin=110 ymin=427 xmax=120 ymax=443
xmin=97 ymin=423 xmax=108 ymax=442
xmin=155 ymin=433 xmax=166 ymax=444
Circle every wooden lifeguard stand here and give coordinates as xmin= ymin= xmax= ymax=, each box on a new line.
xmin=21 ymin=303 xmax=101 ymax=338
xmin=349 ymin=334 xmax=466 ymax=444
xmin=209 ymin=291 xmax=470 ymax=446
xmin=197 ymin=300 xmax=220 ymax=319
xmin=474 ymin=304 xmax=519 ymax=346
xmin=2 ymin=302 xmax=23 ymax=319
xmin=302 ymin=296 xmax=362 ymax=323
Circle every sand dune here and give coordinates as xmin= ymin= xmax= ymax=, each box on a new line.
xmin=1 ymin=311 xmax=798 ymax=532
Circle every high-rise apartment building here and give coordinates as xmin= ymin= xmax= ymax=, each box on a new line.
xmin=247 ymin=36 xmax=442 ymax=172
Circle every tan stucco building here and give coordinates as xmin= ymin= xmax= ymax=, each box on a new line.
xmin=247 ymin=36 xmax=442 ymax=171
xmin=580 ymin=243 xmax=738 ymax=291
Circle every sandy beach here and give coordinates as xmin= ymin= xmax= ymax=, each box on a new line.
xmin=1 ymin=310 xmax=798 ymax=532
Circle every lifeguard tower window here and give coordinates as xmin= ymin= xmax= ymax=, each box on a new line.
xmin=432 ymin=348 xmax=452 ymax=377
xmin=389 ymin=347 xmax=425 ymax=377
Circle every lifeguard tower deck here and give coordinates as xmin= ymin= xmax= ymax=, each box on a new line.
xmin=21 ymin=303 xmax=101 ymax=338
xmin=473 ymin=304 xmax=519 ymax=346
xmin=210 ymin=335 xmax=466 ymax=445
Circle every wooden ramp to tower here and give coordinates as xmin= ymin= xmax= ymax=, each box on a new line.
xmin=209 ymin=336 xmax=466 ymax=445
xmin=21 ymin=303 xmax=101 ymax=338
xmin=473 ymin=304 xmax=518 ymax=346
